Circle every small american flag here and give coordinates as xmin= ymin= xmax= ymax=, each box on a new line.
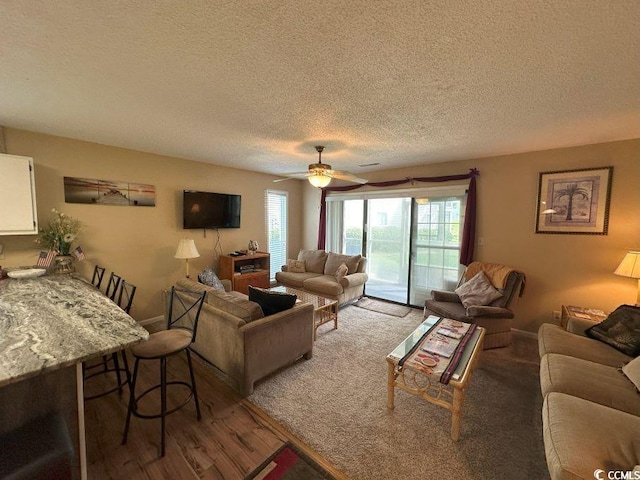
xmin=72 ymin=245 xmax=85 ymax=261
xmin=37 ymin=250 xmax=56 ymax=267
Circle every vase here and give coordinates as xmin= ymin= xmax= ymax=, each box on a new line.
xmin=54 ymin=255 xmax=75 ymax=274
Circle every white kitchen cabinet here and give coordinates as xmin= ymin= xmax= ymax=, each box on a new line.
xmin=0 ymin=154 xmax=38 ymax=235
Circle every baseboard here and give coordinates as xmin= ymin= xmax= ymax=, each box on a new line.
xmin=512 ymin=328 xmax=537 ymax=339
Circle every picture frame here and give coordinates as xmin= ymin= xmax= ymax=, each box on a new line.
xmin=535 ymin=166 xmax=613 ymax=235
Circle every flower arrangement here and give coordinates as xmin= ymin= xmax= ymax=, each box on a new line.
xmin=35 ymin=209 xmax=82 ymax=255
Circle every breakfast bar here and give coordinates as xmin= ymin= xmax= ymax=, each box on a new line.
xmin=0 ymin=274 xmax=149 ymax=479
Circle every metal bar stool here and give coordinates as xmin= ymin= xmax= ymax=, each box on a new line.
xmin=122 ymin=287 xmax=206 ymax=457
xmin=105 ymin=272 xmax=122 ymax=301
xmin=83 ymin=279 xmax=136 ymax=401
xmin=91 ymin=264 xmax=106 ymax=290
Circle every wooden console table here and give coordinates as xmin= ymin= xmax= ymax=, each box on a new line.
xmin=219 ymin=252 xmax=270 ymax=294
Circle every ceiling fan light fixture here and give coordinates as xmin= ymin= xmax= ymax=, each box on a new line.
xmin=308 ymin=172 xmax=332 ymax=188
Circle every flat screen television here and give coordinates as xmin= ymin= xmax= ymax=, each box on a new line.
xmin=183 ymin=190 xmax=241 ymax=229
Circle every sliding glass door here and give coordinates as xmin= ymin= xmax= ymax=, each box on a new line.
xmin=326 ymin=188 xmax=466 ymax=307
xmin=365 ymin=198 xmax=411 ymax=303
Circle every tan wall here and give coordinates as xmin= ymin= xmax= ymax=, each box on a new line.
xmin=1 ymin=128 xmax=304 ymax=320
xmin=303 ymin=139 xmax=640 ymax=333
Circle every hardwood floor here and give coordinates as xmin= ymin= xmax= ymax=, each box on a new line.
xmin=85 ymin=352 xmax=288 ymax=479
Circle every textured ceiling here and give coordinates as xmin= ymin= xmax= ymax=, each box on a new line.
xmin=1 ymin=1 xmax=639 ymax=178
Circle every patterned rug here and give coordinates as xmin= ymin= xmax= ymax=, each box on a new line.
xmin=354 ymin=297 xmax=412 ymax=317
xmin=245 ymin=442 xmax=334 ymax=480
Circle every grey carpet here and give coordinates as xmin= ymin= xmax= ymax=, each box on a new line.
xmin=248 ymin=305 xmax=549 ymax=480
xmin=354 ymin=297 xmax=412 ymax=317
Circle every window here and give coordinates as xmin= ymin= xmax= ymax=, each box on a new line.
xmin=265 ymin=190 xmax=288 ymax=282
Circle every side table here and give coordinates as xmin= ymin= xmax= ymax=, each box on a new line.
xmin=561 ymin=305 xmax=608 ymax=332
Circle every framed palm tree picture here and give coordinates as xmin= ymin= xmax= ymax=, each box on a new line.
xmin=535 ymin=166 xmax=613 ymax=234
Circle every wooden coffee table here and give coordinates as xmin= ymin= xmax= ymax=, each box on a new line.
xmin=269 ymin=286 xmax=338 ymax=340
xmin=386 ymin=316 xmax=485 ymax=440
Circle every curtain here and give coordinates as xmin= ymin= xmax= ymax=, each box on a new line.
xmin=317 ymin=168 xmax=479 ymax=265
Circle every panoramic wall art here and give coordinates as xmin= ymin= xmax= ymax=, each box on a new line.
xmin=64 ymin=176 xmax=156 ymax=207
xmin=535 ymin=166 xmax=613 ymax=235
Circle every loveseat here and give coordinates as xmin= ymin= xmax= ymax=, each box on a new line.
xmin=275 ymin=249 xmax=368 ymax=306
xmin=538 ymin=310 xmax=640 ymax=479
xmin=173 ymin=278 xmax=314 ymax=396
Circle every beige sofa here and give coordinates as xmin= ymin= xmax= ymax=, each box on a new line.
xmin=275 ymin=250 xmax=368 ymax=306
xmin=174 ymin=278 xmax=314 ymax=396
xmin=538 ymin=317 xmax=640 ymax=479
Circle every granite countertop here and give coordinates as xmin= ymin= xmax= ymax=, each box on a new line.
xmin=0 ymin=275 xmax=149 ymax=387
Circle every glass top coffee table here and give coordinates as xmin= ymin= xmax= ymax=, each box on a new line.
xmin=387 ymin=315 xmax=485 ymax=441
xmin=268 ymin=286 xmax=338 ymax=340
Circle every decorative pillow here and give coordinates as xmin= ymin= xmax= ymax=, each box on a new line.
xmin=324 ymin=253 xmax=361 ymax=275
xmin=622 ymin=356 xmax=640 ymax=392
xmin=586 ymin=304 xmax=640 ymax=357
xmin=197 ymin=267 xmax=225 ymax=291
xmin=335 ymin=263 xmax=348 ymax=282
xmin=455 ymin=271 xmax=503 ymax=308
xmin=286 ymin=259 xmax=306 ymax=273
xmin=248 ymin=286 xmax=297 ymax=316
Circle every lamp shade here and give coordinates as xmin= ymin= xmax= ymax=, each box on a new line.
xmin=308 ymin=173 xmax=332 ymax=188
xmin=615 ymin=251 xmax=640 ymax=279
xmin=174 ymin=239 xmax=200 ymax=259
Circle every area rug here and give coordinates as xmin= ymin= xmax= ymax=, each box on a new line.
xmin=354 ymin=297 xmax=412 ymax=317
xmin=248 ymin=306 xmax=549 ymax=480
xmin=245 ymin=442 xmax=335 ymax=480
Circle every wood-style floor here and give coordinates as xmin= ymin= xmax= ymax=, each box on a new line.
xmin=84 ymin=352 xmax=343 ymax=479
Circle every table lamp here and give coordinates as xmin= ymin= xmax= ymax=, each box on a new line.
xmin=614 ymin=250 xmax=640 ymax=304
xmin=175 ymin=239 xmax=200 ymax=278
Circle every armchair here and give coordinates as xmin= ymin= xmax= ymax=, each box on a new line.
xmin=424 ymin=262 xmax=525 ymax=349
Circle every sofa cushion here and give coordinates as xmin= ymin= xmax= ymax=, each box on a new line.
xmin=543 ymin=392 xmax=640 ymax=480
xmin=455 ymin=271 xmax=503 ymax=308
xmin=303 ymin=275 xmax=344 ymax=297
xmin=286 ymin=259 xmax=306 ymax=273
xmin=334 ymin=263 xmax=348 ymax=282
xmin=177 ymin=278 xmax=263 ymax=323
xmin=324 ymin=253 xmax=361 ymax=275
xmin=197 ymin=267 xmax=225 ymax=290
xmin=248 ymin=286 xmax=297 ymax=316
xmin=298 ymin=250 xmax=328 ymax=274
xmin=586 ymin=304 xmax=640 ymax=357
xmin=622 ymin=355 xmax=640 ymax=392
xmin=538 ymin=323 xmax=632 ymax=367
xmin=275 ymin=271 xmax=322 ymax=289
xmin=540 ymin=353 xmax=640 ymax=416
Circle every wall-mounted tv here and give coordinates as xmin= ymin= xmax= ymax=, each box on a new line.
xmin=183 ymin=190 xmax=241 ymax=229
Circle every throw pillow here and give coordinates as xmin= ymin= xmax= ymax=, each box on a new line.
xmin=455 ymin=271 xmax=503 ymax=308
xmin=198 ymin=267 xmax=225 ymax=291
xmin=622 ymin=356 xmax=640 ymax=392
xmin=335 ymin=262 xmax=348 ymax=282
xmin=586 ymin=304 xmax=640 ymax=357
xmin=286 ymin=259 xmax=306 ymax=273
xmin=248 ymin=286 xmax=297 ymax=316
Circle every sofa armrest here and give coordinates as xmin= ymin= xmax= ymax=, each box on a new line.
xmin=221 ymin=279 xmax=232 ymax=292
xmin=466 ymin=305 xmax=515 ymax=319
xmin=339 ymin=272 xmax=368 ymax=288
xmin=566 ymin=316 xmax=599 ymax=336
xmin=431 ymin=290 xmax=461 ymax=303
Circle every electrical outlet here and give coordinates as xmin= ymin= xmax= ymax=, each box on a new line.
xmin=552 ymin=310 xmax=561 ymax=322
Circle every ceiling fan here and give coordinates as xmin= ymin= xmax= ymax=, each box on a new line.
xmin=274 ymin=146 xmax=368 ymax=188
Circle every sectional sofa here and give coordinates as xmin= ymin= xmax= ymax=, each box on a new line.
xmin=538 ymin=314 xmax=640 ymax=479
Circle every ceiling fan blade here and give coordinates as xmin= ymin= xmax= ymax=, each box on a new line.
xmin=273 ymin=172 xmax=311 ymax=182
xmin=328 ymin=170 xmax=368 ymax=184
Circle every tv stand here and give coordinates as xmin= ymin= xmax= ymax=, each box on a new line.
xmin=218 ymin=252 xmax=270 ymax=295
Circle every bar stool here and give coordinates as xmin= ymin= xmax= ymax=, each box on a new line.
xmin=83 ymin=279 xmax=136 ymax=401
xmin=122 ymin=287 xmax=206 ymax=457
xmin=91 ymin=265 xmax=106 ymax=290
xmin=105 ymin=272 xmax=122 ymax=301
